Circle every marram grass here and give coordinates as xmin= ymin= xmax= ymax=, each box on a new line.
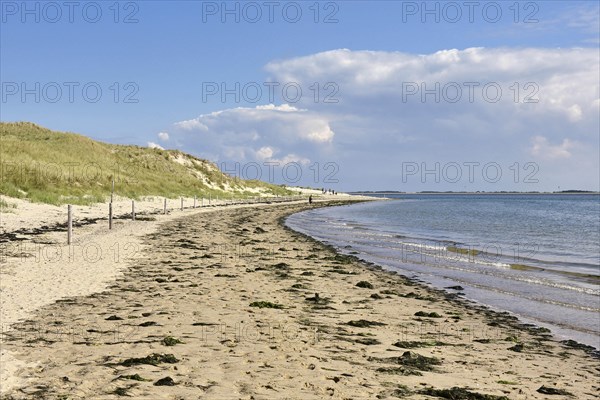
xmin=0 ymin=122 xmax=291 ymax=205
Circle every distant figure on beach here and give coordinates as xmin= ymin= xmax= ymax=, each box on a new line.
xmin=309 ymin=195 xmax=313 ymax=204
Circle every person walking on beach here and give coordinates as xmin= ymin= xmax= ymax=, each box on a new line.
xmin=309 ymin=195 xmax=313 ymax=204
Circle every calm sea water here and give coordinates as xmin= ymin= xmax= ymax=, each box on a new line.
xmin=286 ymin=194 xmax=600 ymax=348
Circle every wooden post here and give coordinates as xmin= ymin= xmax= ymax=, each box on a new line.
xmin=132 ymin=200 xmax=135 ymax=221
xmin=67 ymin=205 xmax=72 ymax=244
xmin=109 ymin=202 xmax=113 ymax=230
xmin=181 ymin=197 xmax=184 ymax=211
xmin=164 ymin=198 xmax=167 ymax=214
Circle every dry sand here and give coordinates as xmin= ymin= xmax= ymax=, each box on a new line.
xmin=0 ymin=199 xmax=598 ymax=399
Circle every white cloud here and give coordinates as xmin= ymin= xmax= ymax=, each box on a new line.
xmin=176 ymin=104 xmax=333 ymax=143
xmin=176 ymin=119 xmax=209 ymax=131
xmin=147 ymin=142 xmax=164 ymax=150
xmin=255 ymin=104 xmax=301 ymax=112
xmin=275 ymin=153 xmax=311 ymax=166
xmin=566 ymin=104 xmax=583 ymax=122
xmin=173 ymin=104 xmax=334 ymax=167
xmin=254 ymin=146 xmax=310 ymax=166
xmin=530 ymin=136 xmax=575 ymax=160
xmin=158 ymin=132 xmax=170 ymax=142
xmin=255 ymin=146 xmax=275 ymax=160
xmin=169 ymin=47 xmax=598 ymax=190
xmin=266 ymin=47 xmax=599 ymax=121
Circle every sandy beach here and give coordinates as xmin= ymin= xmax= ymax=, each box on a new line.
xmin=1 ymin=199 xmax=598 ymax=399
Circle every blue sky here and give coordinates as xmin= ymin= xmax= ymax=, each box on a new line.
xmin=1 ymin=1 xmax=599 ymax=191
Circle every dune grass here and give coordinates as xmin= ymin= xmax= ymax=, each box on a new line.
xmin=0 ymin=122 xmax=291 ymax=205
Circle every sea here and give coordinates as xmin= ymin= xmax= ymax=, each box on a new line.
xmin=286 ymin=193 xmax=600 ymax=349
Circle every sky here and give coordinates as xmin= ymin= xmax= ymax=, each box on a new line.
xmin=1 ymin=0 xmax=599 ymax=192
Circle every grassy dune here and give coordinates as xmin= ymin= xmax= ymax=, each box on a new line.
xmin=0 ymin=122 xmax=291 ymax=205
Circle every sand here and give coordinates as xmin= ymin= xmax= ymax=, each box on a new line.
xmin=0 ymin=194 xmax=316 ymax=394
xmin=0 ymin=199 xmax=598 ymax=399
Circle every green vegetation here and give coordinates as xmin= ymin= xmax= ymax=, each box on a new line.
xmin=393 ymin=340 xmax=448 ymax=348
xmin=414 ymin=311 xmax=442 ymax=318
xmin=511 ymin=263 xmax=600 ymax=285
xmin=420 ymin=387 xmax=509 ymax=400
xmin=154 ymin=376 xmax=177 ymax=386
xmin=508 ymin=343 xmax=524 ymax=352
xmin=447 ymin=246 xmax=479 ymax=256
xmin=249 ymin=301 xmax=284 ymax=309
xmin=118 ymin=374 xmax=151 ymax=381
xmin=112 ymin=387 xmax=129 ymax=396
xmin=510 ymin=263 xmax=540 ymax=271
xmin=347 ymin=319 xmax=386 ymax=327
xmin=0 ymin=198 xmax=16 ymax=208
xmin=0 ymin=122 xmax=291 ymax=205
xmin=370 ymin=351 xmax=441 ymax=373
xmin=119 ymin=353 xmax=179 ymax=367
xmin=536 ymin=386 xmax=574 ymax=396
xmin=161 ymin=336 xmax=183 ymax=346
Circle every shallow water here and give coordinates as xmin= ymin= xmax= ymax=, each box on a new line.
xmin=286 ymin=194 xmax=600 ymax=348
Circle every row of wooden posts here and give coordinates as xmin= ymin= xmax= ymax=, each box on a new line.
xmin=66 ymin=194 xmax=307 ymax=245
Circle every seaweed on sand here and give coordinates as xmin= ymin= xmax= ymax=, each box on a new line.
xmin=119 ymin=353 xmax=179 ymax=367
xmin=249 ymin=301 xmax=284 ymax=309
xmin=369 ymin=351 xmax=441 ymax=372
xmin=420 ymin=387 xmax=510 ymax=400
xmin=347 ymin=319 xmax=386 ymax=328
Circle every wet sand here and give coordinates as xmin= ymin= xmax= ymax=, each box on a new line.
xmin=1 ymin=200 xmax=598 ymax=399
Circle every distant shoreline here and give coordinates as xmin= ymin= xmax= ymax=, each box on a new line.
xmin=350 ymin=191 xmax=600 ymax=195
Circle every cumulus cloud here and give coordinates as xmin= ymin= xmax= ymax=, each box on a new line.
xmin=176 ymin=119 xmax=208 ymax=131
xmin=530 ymin=136 xmax=575 ymax=160
xmin=266 ymin=47 xmax=599 ymax=120
xmin=176 ymin=104 xmax=334 ymax=144
xmin=147 ymin=142 xmax=164 ymax=150
xmin=566 ymin=104 xmax=583 ymax=122
xmin=172 ymin=104 xmax=335 ymax=172
xmin=263 ymin=47 xmax=598 ymax=189
xmin=254 ymin=146 xmax=310 ymax=166
xmin=158 ymin=132 xmax=170 ymax=142
xmin=170 ymin=47 xmax=598 ymax=190
xmin=255 ymin=146 xmax=275 ymax=160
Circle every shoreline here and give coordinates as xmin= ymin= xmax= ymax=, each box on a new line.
xmin=1 ymin=200 xmax=598 ymax=399
xmin=281 ymin=211 xmax=600 ymax=357
xmin=287 ymin=199 xmax=600 ymax=351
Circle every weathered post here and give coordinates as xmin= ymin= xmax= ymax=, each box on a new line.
xmin=109 ymin=202 xmax=113 ymax=230
xmin=181 ymin=197 xmax=184 ymax=211
xmin=132 ymin=200 xmax=136 ymax=221
xmin=67 ymin=205 xmax=73 ymax=244
xmin=164 ymin=198 xmax=167 ymax=214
